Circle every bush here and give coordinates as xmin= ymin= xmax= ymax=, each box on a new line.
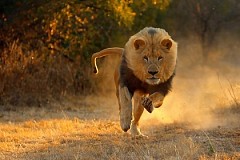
xmin=0 ymin=40 xmax=96 ymax=106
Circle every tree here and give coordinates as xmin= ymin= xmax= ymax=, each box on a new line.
xmin=168 ymin=0 xmax=240 ymax=59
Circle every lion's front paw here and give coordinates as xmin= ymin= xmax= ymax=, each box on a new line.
xmin=120 ymin=117 xmax=131 ymax=132
xmin=120 ymin=112 xmax=132 ymax=132
xmin=141 ymin=97 xmax=153 ymax=113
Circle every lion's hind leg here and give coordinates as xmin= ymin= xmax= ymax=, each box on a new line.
xmin=130 ymin=90 xmax=146 ymax=136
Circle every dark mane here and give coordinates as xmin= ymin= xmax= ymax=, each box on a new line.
xmin=119 ymin=55 xmax=175 ymax=97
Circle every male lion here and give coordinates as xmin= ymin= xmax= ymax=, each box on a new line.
xmin=91 ymin=27 xmax=177 ymax=136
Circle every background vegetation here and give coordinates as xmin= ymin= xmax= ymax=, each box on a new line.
xmin=0 ymin=0 xmax=239 ymax=106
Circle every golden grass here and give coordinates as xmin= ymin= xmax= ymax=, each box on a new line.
xmin=0 ymin=118 xmax=121 ymax=159
xmin=0 ymin=100 xmax=239 ymax=160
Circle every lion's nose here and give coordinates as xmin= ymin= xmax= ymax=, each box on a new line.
xmin=148 ymin=70 xmax=158 ymax=76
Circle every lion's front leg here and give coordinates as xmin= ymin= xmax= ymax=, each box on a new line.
xmin=130 ymin=90 xmax=145 ymax=136
xmin=141 ymin=92 xmax=165 ymax=113
xmin=118 ymin=85 xmax=132 ymax=132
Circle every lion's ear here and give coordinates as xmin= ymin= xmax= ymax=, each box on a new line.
xmin=134 ymin=39 xmax=146 ymax=50
xmin=161 ymin=39 xmax=172 ymax=50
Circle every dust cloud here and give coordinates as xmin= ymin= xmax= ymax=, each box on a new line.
xmin=142 ymin=67 xmax=240 ymax=129
xmin=94 ymin=33 xmax=240 ymax=130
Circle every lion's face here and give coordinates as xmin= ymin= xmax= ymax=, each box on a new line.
xmin=125 ymin=27 xmax=177 ymax=85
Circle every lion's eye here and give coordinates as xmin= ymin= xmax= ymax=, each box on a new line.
xmin=158 ymin=56 xmax=163 ymax=61
xmin=143 ymin=56 xmax=148 ymax=62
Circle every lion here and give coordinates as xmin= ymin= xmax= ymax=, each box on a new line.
xmin=91 ymin=27 xmax=177 ymax=136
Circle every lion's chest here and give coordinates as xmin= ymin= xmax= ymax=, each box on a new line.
xmin=123 ymin=75 xmax=165 ymax=95
xmin=120 ymin=67 xmax=171 ymax=97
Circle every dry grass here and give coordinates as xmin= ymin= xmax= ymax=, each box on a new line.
xmin=0 ymin=94 xmax=239 ymax=160
xmin=0 ymin=40 xmax=95 ymax=106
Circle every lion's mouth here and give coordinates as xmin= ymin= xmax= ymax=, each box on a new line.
xmin=146 ymin=77 xmax=160 ymax=85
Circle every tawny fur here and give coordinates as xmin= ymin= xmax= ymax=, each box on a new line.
xmin=91 ymin=27 xmax=177 ymax=136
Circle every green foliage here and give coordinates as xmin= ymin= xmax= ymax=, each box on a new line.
xmin=41 ymin=0 xmax=135 ymax=60
xmin=1 ymin=0 xmax=136 ymax=61
xmin=131 ymin=0 xmax=170 ymax=31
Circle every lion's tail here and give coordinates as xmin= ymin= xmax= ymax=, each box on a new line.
xmin=91 ymin=47 xmax=124 ymax=74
